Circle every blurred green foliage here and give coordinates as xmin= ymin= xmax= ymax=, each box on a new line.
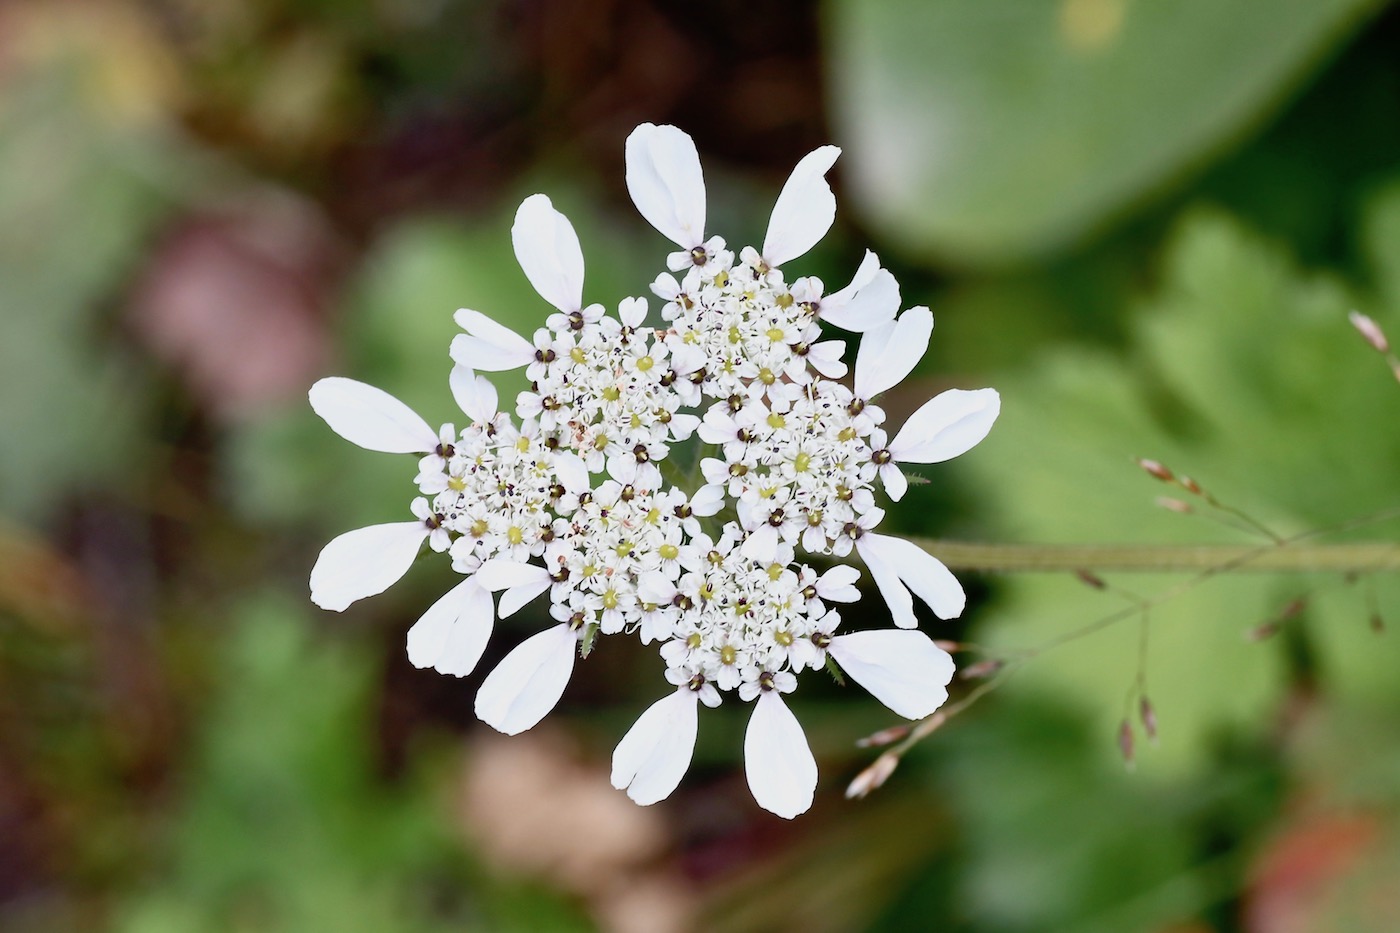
xmin=115 ymin=597 xmax=590 ymax=933
xmin=829 ymin=0 xmax=1385 ymax=265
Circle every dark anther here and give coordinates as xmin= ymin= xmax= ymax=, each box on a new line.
xmin=767 ymin=509 xmax=785 ymax=527
xmin=847 ymin=398 xmax=866 ymax=417
xmin=656 ymin=408 xmax=672 ymax=423
xmin=727 ymin=394 xmax=744 ymax=412
xmin=802 ymin=585 xmax=817 ymax=600
xmin=688 ymin=367 xmax=707 ymax=384
xmin=620 ymin=484 xmax=636 ymax=501
xmin=758 ymin=670 xmax=776 ymax=691
xmin=728 ymin=463 xmax=748 ymax=477
xmin=659 ymin=370 xmax=677 ymax=387
xmin=425 ymin=512 xmax=446 ymax=529
xmin=548 ymin=483 xmax=565 ymax=499
xmin=737 ymin=428 xmax=755 ymax=443
xmin=674 ymin=594 xmax=694 ymax=611
xmin=674 ymin=504 xmax=693 ymax=519
xmin=799 ymin=301 xmax=818 ymax=315
xmin=567 ymin=310 xmax=585 ymax=331
xmin=688 ymin=673 xmax=707 ymax=691
xmin=812 ymin=632 xmax=831 ymax=649
xmin=434 ymin=443 xmax=455 ymax=458
xmin=843 ymin=521 xmax=863 ymax=539
xmin=540 ymin=528 xmax=556 ymax=543
xmin=544 ymin=436 xmax=560 ymax=450
xmin=534 ymin=348 xmax=557 ymax=363
xmin=633 ymin=444 xmax=650 ymax=463
xmin=542 ymin=396 xmax=561 ymax=411
xmin=792 ymin=342 xmax=810 ymax=357
xmin=549 ymin=565 xmax=569 ymax=582
xmin=578 ymin=492 xmax=593 ymax=505
xmin=568 ymin=611 xmax=587 ymax=629
xmin=690 ymin=245 xmax=709 ymax=266
xmin=872 ymin=449 xmax=892 ymax=465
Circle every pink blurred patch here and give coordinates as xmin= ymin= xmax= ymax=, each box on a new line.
xmin=129 ymin=189 xmax=340 ymax=421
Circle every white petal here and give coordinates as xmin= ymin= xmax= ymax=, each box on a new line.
xmin=474 ymin=624 xmax=577 ymax=735
xmin=690 ymin=484 xmax=724 ymax=516
xmin=739 ymin=524 xmax=779 ymax=563
xmin=880 ymin=462 xmax=908 ymax=502
xmin=824 ymin=250 xmax=880 ymax=304
xmin=499 ymin=576 xmax=553 ymax=618
xmin=829 ymin=630 xmax=954 ymax=720
xmin=744 ymin=691 xmax=818 ymax=819
xmin=858 ymin=532 xmax=966 ymax=623
xmin=854 ymin=306 xmax=933 ymax=399
xmin=512 ymin=194 xmax=584 ymax=313
xmin=407 ymin=577 xmax=494 ymax=677
xmin=815 ymin=565 xmax=861 ymax=603
xmin=310 ymin=521 xmax=427 ymax=611
xmin=625 ymin=123 xmax=706 ymax=248
xmin=888 ymin=388 xmax=1001 ymax=464
xmin=806 ymin=341 xmax=849 ymax=378
xmin=762 ymin=145 xmax=841 ymax=268
xmin=619 ymin=296 xmax=648 ymax=328
xmin=552 ymin=451 xmax=591 ymax=493
xmin=475 ymin=559 xmax=552 ymax=592
xmin=309 ymin=377 xmax=438 ymax=454
xmin=451 ymin=309 xmax=536 ymax=371
xmin=450 ymin=365 xmax=498 ymax=424
xmin=817 ymin=267 xmax=896 ymax=332
xmin=611 ymin=688 xmax=698 ymax=805
xmin=854 ymin=536 xmax=915 ymax=629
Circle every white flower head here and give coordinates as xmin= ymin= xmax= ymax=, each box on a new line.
xmin=306 ymin=122 xmax=999 ymax=819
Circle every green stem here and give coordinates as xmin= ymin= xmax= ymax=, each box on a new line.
xmin=908 ymin=539 xmax=1400 ymax=574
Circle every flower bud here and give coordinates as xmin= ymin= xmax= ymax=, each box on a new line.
xmin=845 ymin=752 xmax=899 ymax=799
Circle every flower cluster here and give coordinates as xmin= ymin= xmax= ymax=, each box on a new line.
xmin=309 ymin=124 xmax=1000 ymax=818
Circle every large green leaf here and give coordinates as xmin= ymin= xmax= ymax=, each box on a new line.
xmin=957 ymin=200 xmax=1400 ymax=771
xmin=826 ymin=0 xmax=1385 ymax=266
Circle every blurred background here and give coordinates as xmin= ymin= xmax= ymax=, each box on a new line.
xmin=3 ymin=1 xmax=1400 ymax=930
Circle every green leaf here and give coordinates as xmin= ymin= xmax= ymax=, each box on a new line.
xmin=958 ymin=202 xmax=1400 ymax=771
xmin=826 ymin=0 xmax=1385 ymax=265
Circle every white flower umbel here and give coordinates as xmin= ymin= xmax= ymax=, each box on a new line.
xmin=308 ymin=122 xmax=1001 ymax=819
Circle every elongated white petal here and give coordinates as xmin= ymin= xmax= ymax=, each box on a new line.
xmin=762 ymin=146 xmax=841 ymax=268
xmin=690 ymin=484 xmax=724 ymax=516
xmin=626 ymin=123 xmax=706 ymax=248
xmin=858 ymin=532 xmax=966 ymax=623
xmin=739 ymin=524 xmax=779 ymax=563
xmin=815 ymin=565 xmax=861 ymax=603
xmin=829 ymin=630 xmax=954 ymax=720
xmin=807 ymin=341 xmax=848 ymax=378
xmin=880 ymin=462 xmax=908 ymax=502
xmin=611 ymin=688 xmax=698 ymax=805
xmin=889 ymin=388 xmax=1001 ymax=464
xmin=854 ymin=306 xmax=933 ymax=399
xmin=407 ymin=577 xmax=495 ymax=677
xmin=310 ymin=377 xmax=437 ymax=453
xmin=449 ymin=365 xmax=498 ymax=424
xmin=820 ymin=254 xmax=900 ymax=333
xmin=310 ymin=521 xmax=427 ymax=611
xmin=474 ymin=559 xmax=552 ymax=592
xmin=475 ymin=623 xmax=576 ymax=735
xmin=512 ymin=194 xmax=585 ymax=313
xmin=744 ymin=691 xmax=818 ymax=819
xmin=475 ymin=560 xmax=553 ymax=617
xmin=854 ymin=535 xmax=915 ymax=629
xmin=451 ymin=309 xmax=536 ymax=371
xmin=552 ymin=451 xmax=591 ymax=493
xmin=499 ymin=575 xmax=553 ymax=618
